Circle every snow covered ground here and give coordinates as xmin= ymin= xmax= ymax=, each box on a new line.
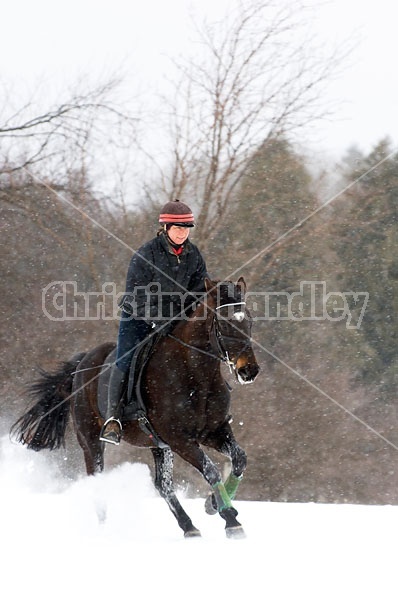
xmin=1 ymin=434 xmax=396 ymax=600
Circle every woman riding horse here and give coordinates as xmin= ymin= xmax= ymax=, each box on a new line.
xmin=11 ymin=276 xmax=260 ymax=537
xmin=11 ymin=198 xmax=260 ymax=537
xmin=100 ymin=199 xmax=208 ymax=445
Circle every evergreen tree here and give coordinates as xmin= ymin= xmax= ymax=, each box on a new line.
xmin=209 ymin=137 xmax=320 ymax=286
xmin=333 ymin=138 xmax=398 ymax=392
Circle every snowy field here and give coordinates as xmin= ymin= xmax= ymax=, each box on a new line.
xmin=1 ymin=434 xmax=396 ymax=600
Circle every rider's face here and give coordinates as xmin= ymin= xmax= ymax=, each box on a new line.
xmin=167 ymin=225 xmax=190 ymax=245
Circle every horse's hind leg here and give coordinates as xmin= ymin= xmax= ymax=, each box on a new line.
xmin=151 ymin=448 xmax=201 ymax=538
xmin=74 ymin=429 xmax=107 ymax=523
xmin=71 ymin=379 xmax=104 ymax=476
xmin=76 ymin=428 xmax=104 ymax=475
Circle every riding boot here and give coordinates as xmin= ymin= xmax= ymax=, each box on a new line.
xmin=99 ymin=365 xmax=127 ymax=445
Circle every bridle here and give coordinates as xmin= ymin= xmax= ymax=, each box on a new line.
xmin=167 ymin=300 xmax=252 ymax=374
xmin=212 ymin=301 xmax=252 ymax=374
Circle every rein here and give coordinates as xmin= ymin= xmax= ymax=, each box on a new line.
xmin=167 ymin=333 xmax=223 ymax=362
xmin=70 ymin=362 xmax=113 ymax=375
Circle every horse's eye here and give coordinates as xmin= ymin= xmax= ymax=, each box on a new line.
xmin=233 ymin=311 xmax=245 ymax=322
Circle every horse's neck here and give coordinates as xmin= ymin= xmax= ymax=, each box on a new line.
xmin=174 ymin=301 xmax=213 ymax=346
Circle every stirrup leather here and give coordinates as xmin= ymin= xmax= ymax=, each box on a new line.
xmin=100 ymin=417 xmax=122 ymax=445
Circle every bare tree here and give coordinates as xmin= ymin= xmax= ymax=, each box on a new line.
xmin=144 ymin=0 xmax=348 ymax=248
xmin=0 ymin=74 xmax=139 ymax=186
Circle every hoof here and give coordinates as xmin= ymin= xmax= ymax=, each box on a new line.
xmin=226 ymin=525 xmax=246 ymax=539
xmin=204 ymin=493 xmax=217 ymax=515
xmin=184 ymin=528 xmax=201 ymax=538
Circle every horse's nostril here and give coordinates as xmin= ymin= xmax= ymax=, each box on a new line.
xmin=237 ymin=363 xmax=259 ymax=384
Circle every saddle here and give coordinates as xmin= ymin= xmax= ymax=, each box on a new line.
xmin=98 ymin=332 xmax=159 ymax=421
xmin=98 ymin=330 xmax=171 ymax=448
xmin=125 ymin=333 xmax=158 ymax=419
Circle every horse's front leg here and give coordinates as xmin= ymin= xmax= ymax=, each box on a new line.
xmin=174 ymin=440 xmax=245 ymax=538
xmin=204 ymin=422 xmax=247 ymax=517
xmin=151 ymin=447 xmax=201 ymax=538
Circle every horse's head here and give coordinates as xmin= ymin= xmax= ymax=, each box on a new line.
xmin=205 ymin=277 xmax=260 ymax=385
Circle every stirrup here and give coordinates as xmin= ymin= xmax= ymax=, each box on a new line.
xmin=100 ymin=418 xmax=122 ymax=445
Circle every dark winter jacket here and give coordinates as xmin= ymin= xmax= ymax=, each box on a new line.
xmin=120 ymin=232 xmax=208 ymax=322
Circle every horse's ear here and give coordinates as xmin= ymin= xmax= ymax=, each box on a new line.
xmin=205 ymin=278 xmax=218 ymax=302
xmin=237 ymin=276 xmax=246 ymax=294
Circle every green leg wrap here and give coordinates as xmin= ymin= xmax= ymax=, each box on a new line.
xmin=212 ymin=482 xmax=233 ymax=512
xmin=224 ymin=473 xmax=242 ymax=501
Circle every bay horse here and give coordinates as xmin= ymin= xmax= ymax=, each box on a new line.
xmin=11 ymin=277 xmax=259 ymax=538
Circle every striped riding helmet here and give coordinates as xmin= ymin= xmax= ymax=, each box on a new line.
xmin=159 ymin=199 xmax=195 ymax=227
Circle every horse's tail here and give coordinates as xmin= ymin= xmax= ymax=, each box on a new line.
xmin=11 ymin=351 xmax=87 ymax=451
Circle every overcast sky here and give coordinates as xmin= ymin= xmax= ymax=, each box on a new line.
xmin=2 ymin=0 xmax=397 ymax=159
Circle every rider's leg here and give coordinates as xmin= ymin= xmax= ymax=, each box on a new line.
xmin=99 ymin=364 xmax=127 ymax=445
xmin=100 ymin=315 xmax=152 ymax=445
